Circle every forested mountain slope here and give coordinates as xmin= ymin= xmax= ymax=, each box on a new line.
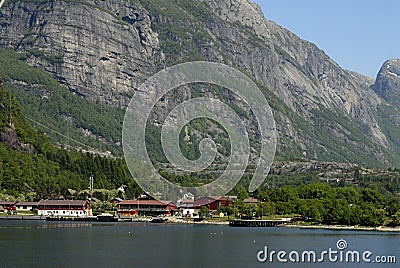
xmin=0 ymin=0 xmax=399 ymax=168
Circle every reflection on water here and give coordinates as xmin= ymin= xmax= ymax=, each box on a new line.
xmin=37 ymin=223 xmax=94 ymax=229
xmin=0 ymin=220 xmax=399 ymax=268
xmin=0 ymin=220 xmax=94 ymax=229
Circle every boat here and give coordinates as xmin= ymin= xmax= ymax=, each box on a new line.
xmin=46 ymin=214 xmax=118 ymax=222
xmin=228 ymin=219 xmax=291 ymax=227
xmin=151 ymin=217 xmax=166 ymax=223
xmin=96 ymin=213 xmax=118 ymax=222
xmin=46 ymin=216 xmax=96 ymax=222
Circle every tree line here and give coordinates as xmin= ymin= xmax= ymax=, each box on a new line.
xmin=219 ymin=183 xmax=400 ymax=227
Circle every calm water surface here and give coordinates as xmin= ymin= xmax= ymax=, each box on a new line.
xmin=0 ymin=220 xmax=399 ymax=267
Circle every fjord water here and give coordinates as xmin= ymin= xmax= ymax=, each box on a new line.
xmin=0 ymin=220 xmax=399 ymax=268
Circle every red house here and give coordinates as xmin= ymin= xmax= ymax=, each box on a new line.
xmin=194 ymin=196 xmax=234 ymax=211
xmin=117 ymin=200 xmax=177 ymax=216
xmin=0 ymin=201 xmax=16 ymax=211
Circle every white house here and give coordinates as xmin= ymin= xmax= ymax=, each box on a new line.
xmin=178 ymin=199 xmax=195 ymax=217
xmin=37 ymin=200 xmax=91 ymax=217
xmin=16 ymin=201 xmax=39 ymax=211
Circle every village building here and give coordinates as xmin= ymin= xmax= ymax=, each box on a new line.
xmin=193 ymin=196 xmax=235 ymax=213
xmin=116 ymin=200 xmax=177 ymax=217
xmin=37 ymin=200 xmax=91 ymax=217
xmin=243 ymin=198 xmax=258 ymax=204
xmin=110 ymin=197 xmax=123 ymax=204
xmin=0 ymin=201 xmax=16 ymax=211
xmin=16 ymin=201 xmax=39 ymax=211
xmin=178 ymin=199 xmax=195 ymax=217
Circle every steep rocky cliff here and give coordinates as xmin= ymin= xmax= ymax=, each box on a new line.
xmin=373 ymin=59 xmax=400 ymax=159
xmin=375 ymin=59 xmax=400 ymax=108
xmin=0 ymin=0 xmax=161 ymax=105
xmin=0 ymin=0 xmax=399 ymax=167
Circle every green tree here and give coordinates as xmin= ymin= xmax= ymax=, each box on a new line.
xmin=361 ymin=203 xmax=385 ymax=227
xmin=361 ymin=188 xmax=382 ymax=205
xmin=335 ymin=187 xmax=361 ymax=205
xmin=389 ymin=212 xmax=400 ymax=226
xmin=385 ymin=197 xmax=400 ymax=216
xmin=348 ymin=205 xmax=363 ymax=225
xmin=258 ymin=202 xmax=275 ymax=217
xmin=274 ymin=201 xmax=296 ymax=215
xmin=323 ymin=199 xmax=352 ymax=225
xmin=298 ymin=183 xmax=334 ymax=200
xmin=198 ymin=206 xmax=210 ymax=218
xmin=242 ymin=203 xmax=258 ymax=218
xmin=297 ymin=199 xmax=324 ymax=223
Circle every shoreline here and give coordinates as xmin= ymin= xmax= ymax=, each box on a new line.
xmin=283 ymin=223 xmax=400 ymax=232
xmin=2 ymin=215 xmax=400 ymax=231
xmin=0 ymin=215 xmax=230 ymax=225
xmin=164 ymin=217 xmax=229 ymax=225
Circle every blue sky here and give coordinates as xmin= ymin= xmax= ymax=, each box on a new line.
xmin=252 ymin=0 xmax=400 ymax=77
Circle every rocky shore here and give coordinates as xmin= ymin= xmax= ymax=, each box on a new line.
xmin=284 ymin=223 xmax=400 ymax=232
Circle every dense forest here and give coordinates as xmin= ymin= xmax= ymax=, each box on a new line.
xmin=0 ymin=48 xmax=125 ymax=156
xmin=231 ymin=183 xmax=400 ymax=227
xmin=0 ymin=82 xmax=142 ymax=201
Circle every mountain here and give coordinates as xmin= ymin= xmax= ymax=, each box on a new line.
xmin=0 ymin=0 xmax=399 ymax=168
xmin=373 ymin=59 xmax=400 ymax=158
xmin=375 ymin=59 xmax=400 ymax=107
xmin=0 ymin=82 xmax=139 ymax=200
xmin=0 ymin=48 xmax=125 ymax=156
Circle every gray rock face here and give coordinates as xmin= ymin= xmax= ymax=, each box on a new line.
xmin=0 ymin=0 xmax=399 ymax=166
xmin=0 ymin=127 xmax=35 ymax=153
xmin=374 ymin=59 xmax=400 ymax=108
xmin=0 ymin=0 xmax=161 ymax=105
xmin=195 ymin=0 xmax=390 ymax=163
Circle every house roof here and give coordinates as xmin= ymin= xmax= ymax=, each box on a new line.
xmin=178 ymin=199 xmax=194 ymax=208
xmin=243 ymin=198 xmax=258 ymax=203
xmin=117 ymin=200 xmax=174 ymax=206
xmin=38 ymin=200 xmax=88 ymax=206
xmin=194 ymin=197 xmax=215 ymax=207
xmin=194 ymin=196 xmax=233 ymax=207
xmin=16 ymin=201 xmax=39 ymax=206
xmin=90 ymin=197 xmax=100 ymax=202
xmin=0 ymin=201 xmax=15 ymax=206
xmin=179 ymin=199 xmax=194 ymax=203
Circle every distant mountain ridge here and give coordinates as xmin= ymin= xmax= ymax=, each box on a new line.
xmin=0 ymin=0 xmax=399 ymax=168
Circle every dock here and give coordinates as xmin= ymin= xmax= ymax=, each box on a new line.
xmin=46 ymin=215 xmax=119 ymax=222
xmin=0 ymin=215 xmax=45 ymax=220
xmin=228 ymin=219 xmax=291 ymax=227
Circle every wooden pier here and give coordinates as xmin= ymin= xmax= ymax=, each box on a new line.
xmin=0 ymin=215 xmax=45 ymax=220
xmin=228 ymin=219 xmax=291 ymax=227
